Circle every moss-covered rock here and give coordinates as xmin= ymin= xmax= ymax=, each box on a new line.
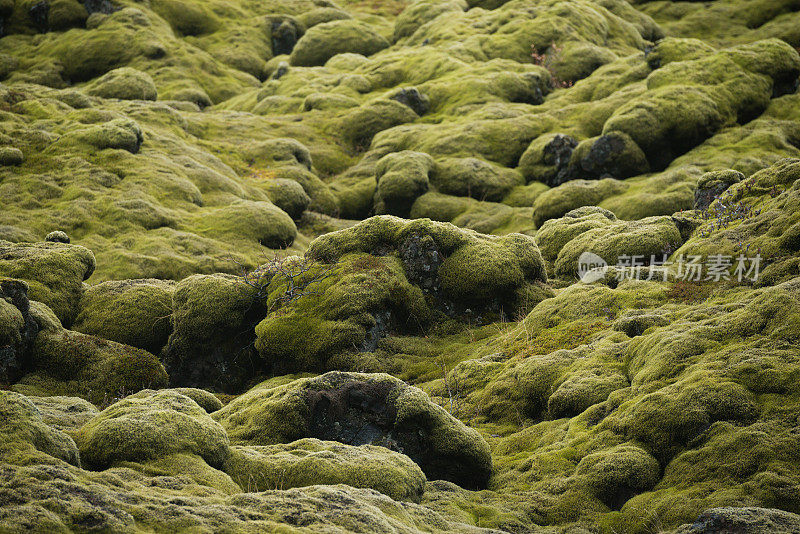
xmin=433 ymin=157 xmax=524 ymax=202
xmin=44 ymin=230 xmax=69 ymax=243
xmin=27 ymin=395 xmax=98 ymax=432
xmin=0 ymin=241 xmax=95 ymax=327
xmin=533 ymin=178 xmax=628 ymax=227
xmin=573 ymin=444 xmax=660 ymax=509
xmin=72 ymin=278 xmax=174 ymax=355
xmin=307 ymin=216 xmax=548 ymax=316
xmin=374 ymin=150 xmax=433 ymax=217
xmin=85 ymin=67 xmax=158 ymax=101
xmin=254 ymin=252 xmax=430 ymax=373
xmin=75 ymin=389 xmax=230 ymax=469
xmin=0 ymin=279 xmax=38 ymax=384
xmin=290 ymin=20 xmax=389 ymax=67
xmin=61 ymin=117 xmax=145 ymax=153
xmin=214 ymin=372 xmax=493 ymax=490
xmin=225 ymin=438 xmax=426 ymax=502
xmin=0 ymin=146 xmax=24 ymax=166
xmin=694 ymin=169 xmax=744 ymax=210
xmin=676 ymin=507 xmax=800 ymax=533
xmin=25 ymin=328 xmax=168 ymax=403
xmin=676 ymin=158 xmax=800 ymax=271
xmin=553 ymin=215 xmax=686 ymax=279
xmin=0 ymin=391 xmax=80 ymax=466
xmin=565 ymin=131 xmax=650 ymax=181
xmin=340 ymin=99 xmax=420 ymax=147
xmin=190 ymin=200 xmax=297 ymax=249
xmin=162 ymin=274 xmax=265 ymax=392
xmin=262 ymin=178 xmax=311 ymax=220
xmin=172 ymin=387 xmax=223 ymax=413
xmin=518 ymin=133 xmax=578 ymax=187
xmin=393 ymin=0 xmax=466 ymax=42
xmin=603 ymin=39 xmax=800 ymax=169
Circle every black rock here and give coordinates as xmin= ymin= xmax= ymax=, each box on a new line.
xmin=0 ymin=279 xmax=39 ymax=384
xmin=389 ymin=87 xmax=429 ymax=116
xmin=83 ymin=0 xmax=116 ymax=15
xmin=28 ymin=0 xmax=49 ymax=33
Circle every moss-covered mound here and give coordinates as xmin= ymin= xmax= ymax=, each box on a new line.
xmin=0 ymin=278 xmax=38 ymax=384
xmin=85 ymin=67 xmax=158 ymax=101
xmin=225 ymin=438 xmax=427 ymax=502
xmin=0 ymin=390 xmax=80 ymax=466
xmin=0 ymin=241 xmax=95 ymax=327
xmin=307 ymin=216 xmax=548 ymax=312
xmin=75 ymin=389 xmax=230 ymax=469
xmin=290 ymin=20 xmax=390 ymax=67
xmin=214 ymin=372 xmax=493 ymax=490
xmin=21 ymin=327 xmax=169 ymax=403
xmin=162 ymin=273 xmax=265 ymax=392
xmin=72 ymin=278 xmax=175 ymax=355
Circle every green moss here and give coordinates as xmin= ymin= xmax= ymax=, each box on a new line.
xmin=75 ymin=389 xmax=230 ymax=469
xmin=553 ymin=215 xmax=685 ymax=279
xmin=433 ymin=157 xmax=524 ymax=203
xmin=0 ymin=390 xmax=80 ymax=466
xmin=533 ymin=178 xmax=628 ymax=227
xmin=535 ymin=206 xmax=617 ymax=268
xmin=340 ymin=99 xmax=419 ymax=147
xmin=302 ymin=91 xmax=360 ymax=111
xmin=290 ymin=20 xmax=389 ymax=67
xmin=150 ymin=0 xmax=220 ymax=36
xmin=296 ymin=7 xmax=352 ymax=29
xmin=72 ymin=278 xmax=174 ymax=355
xmin=0 ymin=146 xmax=24 ymax=166
xmin=84 ymin=67 xmax=158 ymax=101
xmin=119 ymin=452 xmax=241 ymax=494
xmin=162 ymin=273 xmax=265 ymax=392
xmin=214 ymin=371 xmax=493 ymax=489
xmin=603 ymin=39 xmax=800 ymax=169
xmin=393 ymin=0 xmax=466 ymax=42
xmin=60 ymin=117 xmax=145 ymax=153
xmin=225 ymin=438 xmax=426 ymax=501
xmin=598 ymin=166 xmax=700 ymax=220
xmin=172 ymin=388 xmax=223 ymax=413
xmin=573 ymin=444 xmax=660 ymax=509
xmin=27 ymin=395 xmax=98 ymax=432
xmin=254 ymin=253 xmax=430 ymax=373
xmin=187 ymin=200 xmax=297 ymax=249
xmin=568 ymin=131 xmax=650 ymax=180
xmin=374 ymin=150 xmax=433 ymax=217
xmin=262 ymin=178 xmax=311 ymax=220
xmin=547 ymin=365 xmax=629 ymax=419
xmin=47 ymin=0 xmax=88 ymax=32
xmin=27 ymin=328 xmax=168 ymax=403
xmin=676 ymin=158 xmax=800 ymax=270
xmin=0 ymin=241 xmax=95 ymax=327
xmin=307 ymin=216 xmax=547 ymax=313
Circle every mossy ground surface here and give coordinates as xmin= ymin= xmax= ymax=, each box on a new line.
xmin=2 ymin=0 xmax=800 ymax=531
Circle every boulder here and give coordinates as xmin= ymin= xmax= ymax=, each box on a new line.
xmin=224 ymin=438 xmax=426 ymax=502
xmin=74 ymin=389 xmax=230 ymax=469
xmin=214 ymin=372 xmax=493 ymax=490
xmin=290 ymin=20 xmax=389 ymax=67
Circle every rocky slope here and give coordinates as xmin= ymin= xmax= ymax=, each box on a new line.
xmin=1 ymin=0 xmax=800 ymax=532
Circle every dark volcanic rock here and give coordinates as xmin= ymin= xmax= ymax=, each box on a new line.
xmin=676 ymin=507 xmax=800 ymax=533
xmin=0 ymin=279 xmax=39 ymax=384
xmin=389 ymin=87 xmax=430 ymax=116
xmin=694 ymin=169 xmax=744 ymax=210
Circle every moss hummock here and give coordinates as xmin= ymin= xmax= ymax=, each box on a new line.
xmin=214 ymin=371 xmax=493 ymax=490
xmin=75 ymin=389 xmax=230 ymax=469
xmin=224 ymin=438 xmax=426 ymax=502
